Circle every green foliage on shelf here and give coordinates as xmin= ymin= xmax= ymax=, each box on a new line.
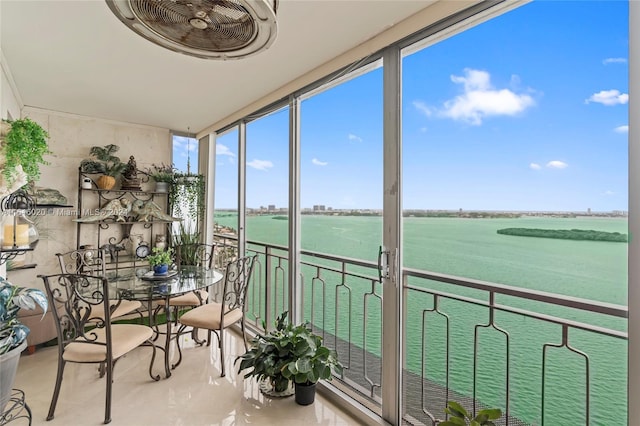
xmin=2 ymin=118 xmax=51 ymax=186
xmin=147 ymin=162 xmax=175 ymax=183
xmin=80 ymin=144 xmax=127 ymax=177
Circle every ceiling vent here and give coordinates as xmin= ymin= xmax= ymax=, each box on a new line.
xmin=106 ymin=0 xmax=278 ymax=60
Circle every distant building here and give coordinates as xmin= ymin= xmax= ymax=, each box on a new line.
xmin=268 ymin=204 xmax=276 ymax=211
xmin=313 ymin=205 xmax=326 ymax=212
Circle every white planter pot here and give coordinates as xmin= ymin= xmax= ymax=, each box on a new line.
xmin=155 ymin=182 xmax=170 ymax=193
xmin=0 ymin=340 xmax=26 ymax=412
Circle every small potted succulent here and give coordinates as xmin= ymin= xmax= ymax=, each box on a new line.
xmin=0 ymin=277 xmax=48 ymax=410
xmin=147 ymin=246 xmax=174 ymax=276
xmin=80 ymin=144 xmax=127 ymax=190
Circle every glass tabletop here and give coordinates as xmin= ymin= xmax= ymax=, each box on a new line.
xmin=106 ymin=266 xmax=224 ymax=301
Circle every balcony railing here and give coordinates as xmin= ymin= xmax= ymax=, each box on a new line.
xmin=213 ymin=233 xmax=628 ymax=426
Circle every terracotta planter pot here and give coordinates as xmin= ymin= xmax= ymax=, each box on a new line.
xmin=96 ymin=175 xmax=116 ymax=190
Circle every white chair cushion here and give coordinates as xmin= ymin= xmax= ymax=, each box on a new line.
xmin=62 ymin=324 xmax=153 ymax=363
xmin=178 ymin=302 xmax=243 ymax=330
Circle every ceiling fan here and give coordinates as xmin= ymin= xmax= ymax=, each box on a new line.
xmin=106 ymin=0 xmax=278 ymax=60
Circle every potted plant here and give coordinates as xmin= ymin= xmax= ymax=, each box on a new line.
xmin=236 ymin=311 xmax=297 ymax=397
xmin=236 ymin=311 xmax=342 ymax=403
xmin=0 ymin=276 xmax=48 ymax=410
xmin=80 ymin=144 xmax=127 ymax=190
xmin=169 ymin=172 xmax=204 ymax=226
xmin=146 ymin=163 xmax=175 ymax=193
xmin=279 ymin=317 xmax=342 ymax=405
xmin=439 ymin=401 xmax=502 ymax=426
xmin=147 ymin=246 xmax=174 ymax=276
xmin=0 ymin=118 xmax=51 ymax=198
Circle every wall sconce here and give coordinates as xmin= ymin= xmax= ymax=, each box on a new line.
xmin=0 ymin=190 xmax=39 ymax=250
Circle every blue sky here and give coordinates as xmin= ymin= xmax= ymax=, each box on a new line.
xmin=173 ymin=135 xmax=198 ymax=174
xmin=210 ymin=1 xmax=628 ymax=212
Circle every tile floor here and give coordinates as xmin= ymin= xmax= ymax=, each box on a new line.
xmin=11 ymin=328 xmax=364 ymax=425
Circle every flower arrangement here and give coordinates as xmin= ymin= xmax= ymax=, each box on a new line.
xmin=0 ymin=276 xmax=48 ymax=354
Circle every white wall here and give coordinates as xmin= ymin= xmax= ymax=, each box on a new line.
xmin=7 ymin=107 xmax=171 ymax=289
xmin=1 ymin=50 xmax=21 ymax=120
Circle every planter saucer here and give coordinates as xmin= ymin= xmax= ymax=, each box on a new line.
xmin=258 ymin=379 xmax=294 ymax=398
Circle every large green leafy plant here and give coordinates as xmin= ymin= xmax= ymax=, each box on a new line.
xmin=0 ymin=277 xmax=48 ymax=354
xmin=236 ymin=311 xmax=342 ymax=392
xmin=1 ymin=118 xmax=51 ymax=191
xmin=439 ymin=401 xmax=502 ymax=426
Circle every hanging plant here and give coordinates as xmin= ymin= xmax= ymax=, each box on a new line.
xmin=169 ymin=172 xmax=204 ymax=227
xmin=0 ymin=118 xmax=51 ymax=197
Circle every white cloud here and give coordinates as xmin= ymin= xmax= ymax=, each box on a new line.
xmin=603 ymin=57 xmax=627 ymax=65
xmin=440 ymin=68 xmax=535 ymax=125
xmin=585 ymin=89 xmax=628 ymax=106
xmin=529 ymin=163 xmax=541 ymax=170
xmin=546 ymin=160 xmax=568 ymax=169
xmin=216 ymin=143 xmax=235 ymax=157
xmin=312 ymin=158 xmax=328 ymax=166
xmin=614 ymin=125 xmax=629 ymax=133
xmin=603 ymin=190 xmax=615 ymax=196
xmin=413 ymin=101 xmax=433 ymax=117
xmin=247 ymin=159 xmax=273 ymax=171
xmin=348 ymin=133 xmax=363 ymax=142
xmin=420 ymin=127 xmax=427 ymax=133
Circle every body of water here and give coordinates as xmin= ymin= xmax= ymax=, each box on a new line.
xmin=215 ymin=213 xmax=628 ymax=425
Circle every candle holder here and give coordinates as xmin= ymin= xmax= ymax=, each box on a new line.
xmin=0 ymin=190 xmax=39 ymax=250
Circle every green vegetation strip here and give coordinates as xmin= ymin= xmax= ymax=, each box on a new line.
xmin=496 ymin=228 xmax=627 ymax=242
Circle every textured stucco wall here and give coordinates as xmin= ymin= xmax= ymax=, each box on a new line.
xmin=6 ymin=107 xmax=171 ymax=290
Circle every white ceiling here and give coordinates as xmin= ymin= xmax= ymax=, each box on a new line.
xmin=1 ymin=0 xmax=435 ymax=134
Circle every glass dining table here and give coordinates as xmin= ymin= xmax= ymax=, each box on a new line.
xmin=106 ymin=266 xmax=224 ymax=378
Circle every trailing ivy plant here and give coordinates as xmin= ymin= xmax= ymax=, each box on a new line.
xmin=1 ymin=118 xmax=51 ymax=187
xmin=169 ymin=172 xmax=204 ymax=227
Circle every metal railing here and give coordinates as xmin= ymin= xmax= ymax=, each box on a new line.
xmin=212 ymin=233 xmax=628 ymax=426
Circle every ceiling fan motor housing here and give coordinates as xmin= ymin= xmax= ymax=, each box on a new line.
xmin=106 ymin=0 xmax=278 ymax=60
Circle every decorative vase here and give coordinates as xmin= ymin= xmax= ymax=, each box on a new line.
xmin=155 ymin=181 xmax=169 ymax=193
xmin=153 ymin=264 xmax=168 ymax=276
xmin=294 ymin=382 xmax=316 ymax=405
xmin=96 ymin=175 xmax=116 ymax=190
xmin=0 ymin=340 xmax=27 ymax=412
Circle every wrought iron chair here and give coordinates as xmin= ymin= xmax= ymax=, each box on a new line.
xmin=56 ymin=248 xmax=142 ymax=320
xmin=39 ymin=273 xmax=160 ymax=424
xmin=176 ymin=254 xmax=257 ymax=377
